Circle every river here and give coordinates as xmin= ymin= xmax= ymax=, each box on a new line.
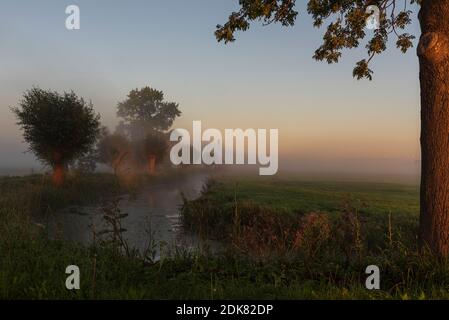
xmin=43 ymin=172 xmax=212 ymax=260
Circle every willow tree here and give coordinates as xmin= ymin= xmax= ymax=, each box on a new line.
xmin=96 ymin=129 xmax=131 ymax=175
xmin=13 ymin=88 xmax=100 ymax=186
xmin=215 ymin=0 xmax=449 ymax=256
xmin=140 ymin=131 xmax=169 ymax=174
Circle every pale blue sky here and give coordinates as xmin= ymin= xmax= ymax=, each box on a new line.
xmin=0 ymin=1 xmax=421 ymax=174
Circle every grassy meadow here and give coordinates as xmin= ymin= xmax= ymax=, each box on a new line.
xmin=1 ymin=172 xmax=449 ymax=299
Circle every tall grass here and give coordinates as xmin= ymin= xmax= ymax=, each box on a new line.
xmin=181 ymin=178 xmax=449 ymax=299
xmin=1 ymin=173 xmax=448 ymax=299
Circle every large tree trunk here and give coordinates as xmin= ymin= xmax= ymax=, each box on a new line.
xmin=417 ymin=0 xmax=449 ymax=256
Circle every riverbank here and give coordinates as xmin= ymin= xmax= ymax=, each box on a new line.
xmin=2 ymin=173 xmax=449 ymax=299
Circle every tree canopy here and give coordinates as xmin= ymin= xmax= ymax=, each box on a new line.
xmin=12 ymin=88 xmax=100 ymax=171
xmin=216 ymin=0 xmax=419 ymax=80
xmin=117 ymin=87 xmax=181 ymax=140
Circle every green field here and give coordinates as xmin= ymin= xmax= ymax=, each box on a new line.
xmin=2 ymin=173 xmax=449 ymax=299
xmin=182 ymin=176 xmax=420 ymax=249
xmin=199 ymin=175 xmax=419 ymax=215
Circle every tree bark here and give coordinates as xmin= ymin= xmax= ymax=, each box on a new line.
xmin=148 ymin=155 xmax=156 ymax=175
xmin=52 ymin=164 xmax=64 ymax=187
xmin=418 ymin=0 xmax=449 ymax=256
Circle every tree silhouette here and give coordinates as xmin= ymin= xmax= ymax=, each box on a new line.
xmin=216 ymin=1 xmax=449 ymax=256
xmin=96 ymin=129 xmax=131 ymax=175
xmin=138 ymin=131 xmax=169 ymax=174
xmin=12 ymin=88 xmax=100 ymax=186
xmin=117 ymin=87 xmax=181 ymax=141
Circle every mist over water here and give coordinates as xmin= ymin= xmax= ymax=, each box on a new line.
xmin=41 ymin=172 xmax=211 ymax=260
xmin=0 ymin=156 xmax=420 ymax=183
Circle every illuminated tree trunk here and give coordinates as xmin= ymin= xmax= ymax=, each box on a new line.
xmin=418 ymin=0 xmax=449 ymax=256
xmin=51 ymin=151 xmax=65 ymax=186
xmin=52 ymin=164 xmax=64 ymax=186
xmin=148 ymin=155 xmax=156 ymax=175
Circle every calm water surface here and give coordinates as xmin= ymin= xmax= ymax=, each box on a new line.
xmin=43 ymin=173 xmax=214 ymax=259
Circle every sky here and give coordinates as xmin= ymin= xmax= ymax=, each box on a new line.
xmin=0 ymin=0 xmax=422 ymax=175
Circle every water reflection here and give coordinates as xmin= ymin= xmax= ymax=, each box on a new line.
xmin=45 ymin=172 xmax=212 ymax=259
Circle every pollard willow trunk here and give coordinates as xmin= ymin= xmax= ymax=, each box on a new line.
xmin=418 ymin=0 xmax=449 ymax=256
xmin=52 ymin=164 xmax=64 ymax=187
xmin=148 ymin=155 xmax=156 ymax=175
